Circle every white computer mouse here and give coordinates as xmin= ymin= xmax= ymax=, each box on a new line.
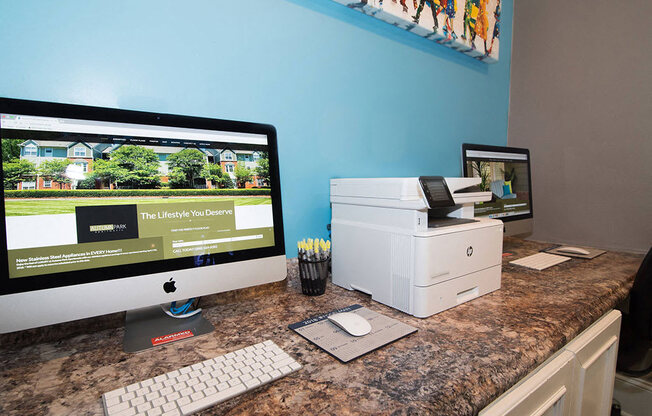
xmin=557 ymin=246 xmax=590 ymax=255
xmin=328 ymin=312 xmax=372 ymax=337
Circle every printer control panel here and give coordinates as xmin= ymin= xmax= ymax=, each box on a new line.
xmin=418 ymin=176 xmax=455 ymax=209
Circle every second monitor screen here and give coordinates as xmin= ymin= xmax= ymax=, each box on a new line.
xmin=463 ymin=149 xmax=531 ymax=220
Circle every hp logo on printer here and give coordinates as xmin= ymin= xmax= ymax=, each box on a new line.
xmin=466 ymin=246 xmax=473 ymax=257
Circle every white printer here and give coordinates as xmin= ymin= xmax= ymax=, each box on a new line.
xmin=330 ymin=176 xmax=503 ymax=318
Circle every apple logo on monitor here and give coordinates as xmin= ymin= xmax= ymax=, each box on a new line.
xmin=163 ymin=278 xmax=177 ymax=293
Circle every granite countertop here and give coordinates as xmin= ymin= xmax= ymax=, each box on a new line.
xmin=0 ymin=238 xmax=643 ymax=415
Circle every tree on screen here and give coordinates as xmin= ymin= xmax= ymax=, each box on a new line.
xmin=234 ymin=163 xmax=252 ymax=189
xmin=3 ymin=159 xmax=35 ymax=189
xmin=39 ymin=159 xmax=72 ymax=184
xmin=254 ymin=158 xmax=270 ymax=187
xmin=95 ymin=145 xmax=161 ymax=189
xmin=93 ymin=159 xmax=128 ymax=189
xmin=167 ymin=149 xmax=206 ymax=188
xmin=200 ymin=163 xmax=227 ymax=189
xmin=1 ymin=139 xmax=22 ymax=162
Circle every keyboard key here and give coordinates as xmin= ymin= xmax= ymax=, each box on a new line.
xmin=146 ymin=407 xmax=162 ymax=416
xmin=258 ymin=374 xmax=271 ymax=383
xmin=269 ymin=369 xmax=282 ymax=379
xmin=131 ymin=396 xmax=145 ymax=406
xmin=190 ymin=391 xmax=204 ymax=401
xmin=105 ymin=396 xmax=121 ymax=408
xmin=244 ymin=378 xmax=261 ymax=389
xmin=126 ymin=384 xmax=140 ymax=393
xmin=112 ymin=408 xmax=136 ymax=416
xmin=108 ymin=401 xmax=130 ymax=414
xmin=136 ymin=387 xmax=150 ymax=397
xmin=136 ymin=402 xmax=152 ymax=413
xmin=151 ymin=397 xmax=166 ymax=408
xmin=272 ymin=353 xmax=289 ymax=362
xmin=105 ymin=387 xmax=125 ymax=400
xmin=280 ymin=366 xmax=292 ymax=375
xmin=145 ymin=391 xmax=159 ymax=401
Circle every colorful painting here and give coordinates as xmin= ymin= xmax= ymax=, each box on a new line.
xmin=332 ymin=0 xmax=501 ymax=63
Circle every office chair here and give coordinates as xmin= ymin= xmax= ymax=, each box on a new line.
xmin=616 ymin=246 xmax=652 ymax=375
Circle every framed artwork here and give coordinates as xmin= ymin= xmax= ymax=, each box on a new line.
xmin=331 ymin=0 xmax=501 ymax=63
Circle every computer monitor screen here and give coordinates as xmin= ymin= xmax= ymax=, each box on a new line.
xmin=462 ymin=144 xmax=533 ymax=236
xmin=0 ymin=98 xmax=286 ymax=334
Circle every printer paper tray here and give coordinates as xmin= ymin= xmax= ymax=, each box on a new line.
xmin=412 ymin=265 xmax=501 ymax=318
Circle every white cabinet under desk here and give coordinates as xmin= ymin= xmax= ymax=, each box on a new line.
xmin=566 ymin=310 xmax=621 ymax=416
xmin=480 ymin=310 xmax=622 ymax=416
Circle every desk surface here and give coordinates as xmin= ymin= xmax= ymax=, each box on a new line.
xmin=0 ymin=238 xmax=643 ymax=415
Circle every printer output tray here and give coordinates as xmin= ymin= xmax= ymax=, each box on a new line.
xmin=428 ymin=217 xmax=478 ymax=228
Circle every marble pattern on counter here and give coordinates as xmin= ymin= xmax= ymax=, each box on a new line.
xmin=0 ymin=238 xmax=642 ymax=415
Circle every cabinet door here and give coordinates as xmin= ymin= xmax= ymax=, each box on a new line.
xmin=480 ymin=350 xmax=575 ymax=416
xmin=565 ymin=310 xmax=621 ymax=416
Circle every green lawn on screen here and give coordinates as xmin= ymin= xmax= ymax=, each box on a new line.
xmin=4 ymin=196 xmax=271 ymax=216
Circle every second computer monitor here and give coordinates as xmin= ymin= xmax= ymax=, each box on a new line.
xmin=462 ymin=143 xmax=533 ymax=236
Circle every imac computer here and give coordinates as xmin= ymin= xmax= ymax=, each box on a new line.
xmin=0 ymin=98 xmax=286 ymax=350
xmin=462 ymin=143 xmax=533 ymax=236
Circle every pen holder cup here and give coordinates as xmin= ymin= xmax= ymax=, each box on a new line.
xmin=298 ymin=257 xmax=329 ymax=296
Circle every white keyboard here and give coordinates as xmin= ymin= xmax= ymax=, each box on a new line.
xmin=509 ymin=252 xmax=571 ymax=271
xmin=102 ymin=340 xmax=301 ymax=416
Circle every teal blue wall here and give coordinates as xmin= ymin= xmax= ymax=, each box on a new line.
xmin=0 ymin=0 xmax=512 ymax=251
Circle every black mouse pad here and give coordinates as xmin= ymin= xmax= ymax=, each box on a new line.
xmin=288 ymin=304 xmax=417 ymax=363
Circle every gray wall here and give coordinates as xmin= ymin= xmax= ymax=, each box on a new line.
xmin=508 ymin=0 xmax=652 ymax=253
